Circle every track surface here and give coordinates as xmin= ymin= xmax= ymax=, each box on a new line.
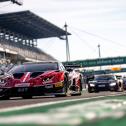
xmin=0 ymin=90 xmax=126 ymax=109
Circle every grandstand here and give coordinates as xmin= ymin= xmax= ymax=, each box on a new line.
xmin=0 ymin=10 xmax=70 ymax=64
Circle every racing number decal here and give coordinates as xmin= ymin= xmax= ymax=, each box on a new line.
xmin=55 ymin=82 xmax=63 ymax=87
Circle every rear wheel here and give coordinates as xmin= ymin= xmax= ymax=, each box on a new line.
xmin=116 ymin=82 xmax=124 ymax=92
xmin=88 ymin=85 xmax=94 ymax=93
xmin=80 ymin=76 xmax=83 ymax=92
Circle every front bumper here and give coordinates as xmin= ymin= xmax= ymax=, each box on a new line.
xmin=90 ymin=83 xmax=117 ymax=91
xmin=0 ymin=83 xmax=64 ymax=97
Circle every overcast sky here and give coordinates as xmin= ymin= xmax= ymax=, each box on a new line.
xmin=1 ymin=0 xmax=126 ymax=61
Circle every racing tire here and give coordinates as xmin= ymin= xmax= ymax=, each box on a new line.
xmin=117 ymin=82 xmax=124 ymax=92
xmin=79 ymin=79 xmax=83 ymax=95
xmin=88 ymin=86 xmax=94 ymax=93
xmin=95 ymin=89 xmax=99 ymax=93
xmin=22 ymin=95 xmax=32 ymax=99
xmin=71 ymin=92 xmax=81 ymax=96
xmin=114 ymin=85 xmax=118 ymax=92
xmin=88 ymin=88 xmax=93 ymax=93
xmin=80 ymin=76 xmax=83 ymax=92
xmin=55 ymin=76 xmax=68 ymax=97
xmin=1 ymin=96 xmax=10 ymax=100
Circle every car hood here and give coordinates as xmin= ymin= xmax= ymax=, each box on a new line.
xmin=13 ymin=70 xmax=58 ymax=80
xmin=0 ymin=70 xmax=62 ymax=87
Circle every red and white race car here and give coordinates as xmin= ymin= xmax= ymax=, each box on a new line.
xmin=66 ymin=67 xmax=83 ymax=95
xmin=0 ymin=61 xmax=82 ymax=99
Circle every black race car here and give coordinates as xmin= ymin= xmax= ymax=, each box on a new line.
xmin=88 ymin=74 xmax=119 ymax=93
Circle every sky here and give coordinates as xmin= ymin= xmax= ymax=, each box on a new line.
xmin=0 ymin=0 xmax=126 ymax=62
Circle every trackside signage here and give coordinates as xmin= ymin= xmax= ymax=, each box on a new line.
xmin=63 ymin=56 xmax=126 ymax=67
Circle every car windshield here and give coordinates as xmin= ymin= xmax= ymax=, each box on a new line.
xmin=116 ymin=75 xmax=122 ymax=79
xmin=95 ymin=75 xmax=115 ymax=81
xmin=8 ymin=63 xmax=58 ymax=74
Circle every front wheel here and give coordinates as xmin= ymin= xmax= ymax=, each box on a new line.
xmin=88 ymin=85 xmax=94 ymax=93
xmin=22 ymin=95 xmax=32 ymax=99
xmin=55 ymin=76 xmax=68 ymax=97
xmin=0 ymin=95 xmax=10 ymax=100
xmin=88 ymin=85 xmax=95 ymax=93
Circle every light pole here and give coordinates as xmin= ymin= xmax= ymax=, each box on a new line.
xmin=98 ymin=44 xmax=101 ymax=70
xmin=98 ymin=44 xmax=101 ymax=58
xmin=64 ymin=22 xmax=70 ymax=62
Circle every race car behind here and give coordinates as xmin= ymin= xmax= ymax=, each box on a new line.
xmin=88 ymin=74 xmax=119 ymax=93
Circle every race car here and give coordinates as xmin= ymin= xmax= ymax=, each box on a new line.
xmin=66 ymin=67 xmax=83 ymax=96
xmin=0 ymin=61 xmax=82 ymax=99
xmin=88 ymin=74 xmax=119 ymax=93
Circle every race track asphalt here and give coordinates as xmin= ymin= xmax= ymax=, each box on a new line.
xmin=0 ymin=90 xmax=126 ymax=109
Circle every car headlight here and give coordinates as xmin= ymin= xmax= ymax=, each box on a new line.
xmin=110 ymin=83 xmax=116 ymax=86
xmin=43 ymin=76 xmax=54 ymax=84
xmin=90 ymin=83 xmax=95 ymax=87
